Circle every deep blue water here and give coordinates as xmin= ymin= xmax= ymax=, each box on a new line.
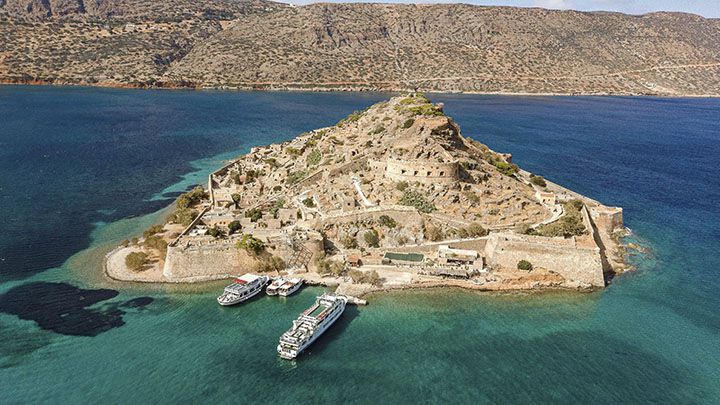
xmin=0 ymin=86 xmax=718 ymax=403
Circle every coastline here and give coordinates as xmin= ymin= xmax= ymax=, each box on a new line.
xmin=3 ymin=79 xmax=720 ymax=98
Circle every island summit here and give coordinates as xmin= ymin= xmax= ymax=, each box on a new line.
xmin=106 ymin=94 xmax=628 ymax=295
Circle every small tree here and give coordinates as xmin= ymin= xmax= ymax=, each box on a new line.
xmin=365 ymin=269 xmax=382 ymax=286
xmin=228 ymin=220 xmax=242 ymax=235
xmin=377 ymin=215 xmax=397 ymax=228
xmin=168 ymin=207 xmax=198 ymax=227
xmin=144 ymin=235 xmax=168 ymax=256
xmin=467 ymin=222 xmax=488 ymax=237
xmin=395 ymin=181 xmax=409 ymax=191
xmin=348 ymin=269 xmax=365 ymax=284
xmin=126 ymin=252 xmax=149 ymax=272
xmin=363 ymin=230 xmax=380 ymax=248
xmin=341 ymin=235 xmax=358 ymax=249
xmin=245 ymin=208 xmax=262 ymax=222
xmin=302 ymin=197 xmax=316 ymax=208
xmin=518 ymin=260 xmax=533 ymax=271
xmin=207 ymin=226 xmax=225 ymax=239
xmin=237 ymin=234 xmax=265 ymax=256
xmin=530 ymin=175 xmax=547 ymax=187
xmin=231 ymin=193 xmax=242 ymax=209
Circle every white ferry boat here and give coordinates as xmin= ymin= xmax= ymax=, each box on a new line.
xmin=277 ymin=293 xmax=347 ymax=359
xmin=266 ymin=277 xmax=285 ymax=296
xmin=217 ymin=274 xmax=269 ymax=306
xmin=277 ymin=278 xmax=303 ymax=297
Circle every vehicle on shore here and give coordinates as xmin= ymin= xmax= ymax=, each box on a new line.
xmin=278 ymin=278 xmax=303 ymax=297
xmin=277 ymin=293 xmax=347 ymax=359
xmin=217 ymin=274 xmax=269 ymax=306
xmin=266 ymin=277 xmax=285 ymax=296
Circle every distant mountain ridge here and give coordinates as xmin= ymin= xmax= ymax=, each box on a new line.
xmin=1 ymin=1 xmax=719 ymax=95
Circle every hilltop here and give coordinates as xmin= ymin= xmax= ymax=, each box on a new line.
xmin=2 ymin=2 xmax=720 ymax=95
xmin=106 ymin=94 xmax=628 ymax=293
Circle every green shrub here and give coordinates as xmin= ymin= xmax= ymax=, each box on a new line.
xmin=302 ymin=197 xmax=316 ymax=208
xmin=370 ymin=126 xmax=385 ymax=135
xmin=467 ymin=222 xmax=488 ymax=237
xmin=402 ymin=118 xmax=415 ymax=129
xmin=125 ymin=251 xmax=149 ymax=272
xmin=494 ymin=161 xmax=519 ymax=176
xmin=143 ymin=224 xmax=164 ymax=238
xmin=270 ymin=199 xmax=285 ymax=218
xmin=348 ymin=269 xmax=382 ymax=285
xmin=228 ymin=220 xmax=242 ymax=235
xmin=245 ymin=208 xmax=262 ymax=222
xmin=341 ymin=235 xmax=358 ymax=249
xmin=399 ymin=190 xmax=436 ymax=213
xmin=317 ymin=258 xmax=345 ymax=276
xmin=530 ymin=174 xmax=547 ymax=187
xmin=264 ymin=158 xmax=279 ymax=168
xmin=463 ymin=191 xmax=480 ymax=204
xmin=306 ymin=149 xmax=322 ymax=166
xmin=377 ymin=215 xmax=396 ymax=228
xmin=399 ymin=94 xmax=431 ymax=105
xmin=176 ymin=186 xmax=208 ymax=208
xmin=144 ymin=235 xmax=168 ymax=255
xmin=237 ymin=234 xmax=265 ymax=256
xmin=286 ymin=170 xmax=307 ymax=185
xmin=408 ymin=104 xmax=444 ymax=117
xmin=168 ymin=208 xmax=198 ymax=227
xmin=395 ymin=181 xmax=409 ymax=191
xmin=363 ymin=230 xmax=380 ymax=248
xmin=207 ymin=226 xmax=225 ymax=239
xmin=337 ymin=109 xmax=366 ymax=126
xmin=518 ymin=260 xmax=533 ymax=271
xmin=231 ymin=193 xmax=242 ymax=208
xmin=285 ymin=146 xmax=301 ymax=156
xmin=536 ymin=200 xmax=586 ymax=237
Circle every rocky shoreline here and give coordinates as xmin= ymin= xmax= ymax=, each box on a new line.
xmin=3 ymin=79 xmax=720 ymax=98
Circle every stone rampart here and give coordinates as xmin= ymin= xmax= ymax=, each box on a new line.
xmin=382 ymin=158 xmax=458 ymax=184
xmin=322 ymin=205 xmax=423 ymax=228
xmin=484 ymin=233 xmax=604 ymax=287
xmin=163 ymin=241 xmax=256 ymax=281
xmin=295 ymin=168 xmax=325 ymax=188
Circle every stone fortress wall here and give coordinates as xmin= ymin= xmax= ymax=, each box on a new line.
xmin=369 ymin=158 xmax=459 ymax=185
xmin=164 ymin=241 xmax=252 ymax=282
xmin=320 ymin=205 xmax=424 ymax=228
xmin=483 ymin=233 xmax=604 ymax=287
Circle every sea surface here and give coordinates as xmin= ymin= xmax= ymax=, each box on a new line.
xmin=0 ymin=86 xmax=718 ymax=403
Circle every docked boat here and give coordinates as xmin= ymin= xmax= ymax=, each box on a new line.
xmin=277 ymin=293 xmax=347 ymax=359
xmin=266 ymin=277 xmax=285 ymax=296
xmin=277 ymin=278 xmax=303 ymax=297
xmin=217 ymin=274 xmax=269 ymax=306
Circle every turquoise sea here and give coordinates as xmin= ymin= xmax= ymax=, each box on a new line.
xmin=0 ymin=86 xmax=718 ymax=403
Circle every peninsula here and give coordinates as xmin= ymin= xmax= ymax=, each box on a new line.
xmin=1 ymin=1 xmax=720 ymax=96
xmin=106 ymin=94 xmax=628 ymax=295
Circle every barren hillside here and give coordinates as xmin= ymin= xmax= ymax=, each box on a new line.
xmin=2 ymin=1 xmax=719 ymax=95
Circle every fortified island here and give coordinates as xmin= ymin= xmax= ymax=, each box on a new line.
xmin=106 ymin=94 xmax=628 ymax=296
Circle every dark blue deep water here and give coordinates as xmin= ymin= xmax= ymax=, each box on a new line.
xmin=0 ymin=86 xmax=718 ymax=403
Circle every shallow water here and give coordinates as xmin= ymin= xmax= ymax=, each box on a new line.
xmin=0 ymin=86 xmax=718 ymax=403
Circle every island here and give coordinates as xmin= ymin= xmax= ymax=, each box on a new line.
xmin=106 ymin=94 xmax=628 ymax=296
